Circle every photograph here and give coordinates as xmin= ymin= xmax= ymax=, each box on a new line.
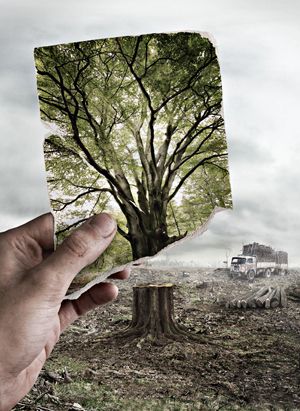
xmin=35 ymin=32 xmax=231 ymax=289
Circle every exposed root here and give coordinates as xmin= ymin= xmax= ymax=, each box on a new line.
xmin=94 ymin=284 xmax=206 ymax=345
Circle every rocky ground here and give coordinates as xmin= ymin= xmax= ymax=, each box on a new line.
xmin=15 ymin=267 xmax=300 ymax=411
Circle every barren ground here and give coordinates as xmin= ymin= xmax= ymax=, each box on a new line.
xmin=15 ymin=267 xmax=300 ymax=411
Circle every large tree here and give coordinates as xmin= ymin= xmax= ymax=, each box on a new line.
xmin=35 ymin=32 xmax=231 ymax=266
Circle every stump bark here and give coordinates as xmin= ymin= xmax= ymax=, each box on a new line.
xmin=114 ymin=284 xmax=204 ymax=343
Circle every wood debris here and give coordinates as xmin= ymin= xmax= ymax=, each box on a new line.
xmin=286 ymin=285 xmax=300 ymax=301
xmin=226 ymin=286 xmax=287 ymax=309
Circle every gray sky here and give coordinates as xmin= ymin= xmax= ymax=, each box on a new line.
xmin=1 ymin=0 xmax=300 ymax=265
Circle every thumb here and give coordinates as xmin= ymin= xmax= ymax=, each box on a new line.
xmin=28 ymin=213 xmax=117 ymax=299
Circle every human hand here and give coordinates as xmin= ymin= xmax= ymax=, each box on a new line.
xmin=0 ymin=213 xmax=129 ymax=411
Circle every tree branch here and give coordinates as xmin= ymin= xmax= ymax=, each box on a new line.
xmin=168 ymin=153 xmax=228 ymax=202
xmin=155 ymin=46 xmax=217 ymax=113
xmin=116 ymin=37 xmax=157 ymax=170
xmin=117 ymin=224 xmax=130 ymax=240
xmin=52 ymin=188 xmax=112 ymax=211
xmin=56 ymin=217 xmax=88 ymax=235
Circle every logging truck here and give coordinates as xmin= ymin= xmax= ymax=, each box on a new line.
xmin=230 ymin=242 xmax=288 ymax=281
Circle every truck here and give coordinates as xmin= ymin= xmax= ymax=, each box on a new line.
xmin=230 ymin=242 xmax=288 ymax=281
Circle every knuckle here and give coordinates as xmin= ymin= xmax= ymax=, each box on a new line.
xmin=64 ymin=231 xmax=89 ymax=258
xmin=3 ymin=231 xmax=43 ymax=267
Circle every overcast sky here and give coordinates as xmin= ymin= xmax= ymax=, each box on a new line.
xmin=1 ymin=0 xmax=300 ymax=266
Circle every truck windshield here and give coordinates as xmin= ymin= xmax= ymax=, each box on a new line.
xmin=231 ymin=257 xmax=246 ymax=264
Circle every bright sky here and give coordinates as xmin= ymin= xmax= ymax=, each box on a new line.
xmin=1 ymin=0 xmax=300 ymax=265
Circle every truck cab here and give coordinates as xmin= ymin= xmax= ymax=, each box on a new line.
xmin=229 ymin=243 xmax=288 ymax=281
xmin=230 ymin=255 xmax=256 ymax=281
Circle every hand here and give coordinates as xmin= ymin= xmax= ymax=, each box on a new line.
xmin=0 ymin=213 xmax=129 ymax=411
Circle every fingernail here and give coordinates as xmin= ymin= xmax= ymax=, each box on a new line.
xmin=89 ymin=213 xmax=116 ymax=238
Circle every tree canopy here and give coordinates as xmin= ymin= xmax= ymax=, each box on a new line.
xmin=35 ymin=32 xmax=231 ymax=279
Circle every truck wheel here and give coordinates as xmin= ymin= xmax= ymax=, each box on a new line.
xmin=247 ymin=270 xmax=255 ymax=282
xmin=280 ymin=269 xmax=287 ymax=276
xmin=264 ymin=268 xmax=272 ymax=278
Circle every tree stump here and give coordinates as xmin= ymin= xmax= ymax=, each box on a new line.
xmin=111 ymin=284 xmax=204 ymax=344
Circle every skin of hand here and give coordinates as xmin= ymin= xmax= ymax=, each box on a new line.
xmin=0 ymin=212 xmax=130 ymax=411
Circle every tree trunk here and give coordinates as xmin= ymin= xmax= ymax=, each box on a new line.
xmin=121 ymin=185 xmax=188 ymax=259
xmin=121 ymin=189 xmax=172 ymax=260
xmin=128 ymin=225 xmax=169 ymax=259
xmin=128 ymin=214 xmax=186 ymax=260
xmin=112 ymin=284 xmax=204 ymax=344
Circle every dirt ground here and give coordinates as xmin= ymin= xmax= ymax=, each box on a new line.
xmin=15 ymin=267 xmax=300 ymax=411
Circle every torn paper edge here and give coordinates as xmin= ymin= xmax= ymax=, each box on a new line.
xmin=65 ymin=206 xmax=232 ymax=300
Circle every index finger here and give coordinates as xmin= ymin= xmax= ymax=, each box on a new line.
xmin=3 ymin=213 xmax=54 ymax=252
